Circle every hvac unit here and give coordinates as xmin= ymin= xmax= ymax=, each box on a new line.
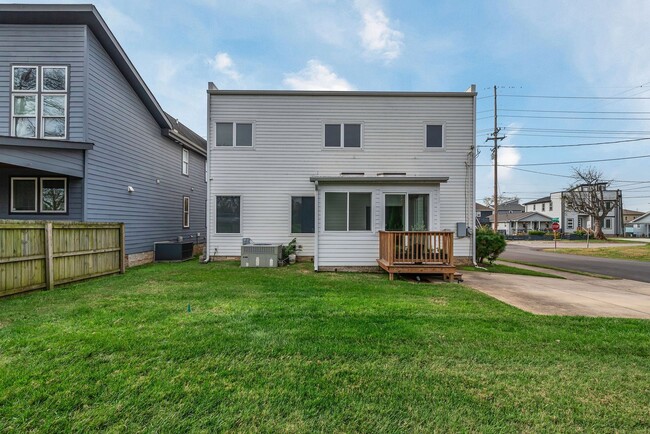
xmin=241 ymin=244 xmax=283 ymax=268
xmin=154 ymin=241 xmax=194 ymax=262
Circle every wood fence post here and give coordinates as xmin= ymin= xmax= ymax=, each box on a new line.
xmin=44 ymin=222 xmax=54 ymax=290
xmin=119 ymin=223 xmax=126 ymax=274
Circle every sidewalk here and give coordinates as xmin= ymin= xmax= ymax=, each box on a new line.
xmin=462 ymin=263 xmax=650 ymax=319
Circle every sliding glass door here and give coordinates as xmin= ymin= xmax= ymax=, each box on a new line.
xmin=384 ymin=193 xmax=429 ymax=231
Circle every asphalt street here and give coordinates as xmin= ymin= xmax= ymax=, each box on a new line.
xmin=501 ymin=244 xmax=650 ymax=283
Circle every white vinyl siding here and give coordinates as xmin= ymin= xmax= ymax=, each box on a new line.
xmin=208 ymin=93 xmax=474 ymax=262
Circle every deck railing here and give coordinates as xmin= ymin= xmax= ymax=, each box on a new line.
xmin=378 ymin=231 xmax=454 ymax=266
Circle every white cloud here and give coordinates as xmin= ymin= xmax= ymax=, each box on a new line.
xmin=208 ymin=52 xmax=241 ymax=81
xmin=283 ymin=60 xmax=355 ymax=91
xmin=95 ymin=2 xmax=143 ymax=36
xmin=354 ymin=0 xmax=403 ymax=61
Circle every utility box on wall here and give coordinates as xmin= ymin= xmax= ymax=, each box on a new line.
xmin=456 ymin=222 xmax=467 ymax=238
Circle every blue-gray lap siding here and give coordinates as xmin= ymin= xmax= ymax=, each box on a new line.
xmin=0 ymin=25 xmax=86 ymax=140
xmin=85 ymin=30 xmax=206 ymax=254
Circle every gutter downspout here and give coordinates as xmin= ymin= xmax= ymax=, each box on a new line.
xmin=202 ymin=89 xmax=211 ymax=263
xmin=314 ymin=180 xmax=319 ymax=271
xmin=471 ymin=84 xmax=478 ymax=266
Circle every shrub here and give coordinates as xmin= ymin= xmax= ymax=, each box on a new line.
xmin=574 ymin=229 xmax=587 ymax=236
xmin=476 ymin=226 xmax=506 ymax=264
xmin=528 ymin=230 xmax=546 ymax=236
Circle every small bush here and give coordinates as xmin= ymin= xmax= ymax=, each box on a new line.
xmin=574 ymin=229 xmax=587 ymax=236
xmin=476 ymin=226 xmax=506 ymax=264
xmin=528 ymin=230 xmax=546 ymax=236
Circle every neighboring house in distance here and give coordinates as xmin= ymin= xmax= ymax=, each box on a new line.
xmin=489 ymin=212 xmax=552 ymax=235
xmin=629 ymin=212 xmax=650 ymax=238
xmin=624 ymin=209 xmax=644 ymax=224
xmin=524 ymin=185 xmax=623 ymax=235
xmin=496 ymin=199 xmax=525 ymax=214
xmin=0 ymin=4 xmax=207 ymax=265
xmin=475 ymin=202 xmax=492 ymax=226
xmin=206 ymin=86 xmax=477 ymax=270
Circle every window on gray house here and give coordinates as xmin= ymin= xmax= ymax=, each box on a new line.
xmin=216 ymin=122 xmax=233 ymax=146
xmin=11 ymin=65 xmax=67 ymax=139
xmin=542 ymin=203 xmax=545 ymax=212
xmin=605 ymin=218 xmax=612 ymax=229
xmin=182 ymin=148 xmax=189 ymax=175
xmin=10 ymin=178 xmax=37 ymax=212
xmin=426 ymin=124 xmax=443 ymax=148
xmin=183 ymin=197 xmax=190 ymax=228
xmin=41 ymin=178 xmax=67 ymax=213
xmin=324 ymin=124 xmax=361 ymax=148
xmin=291 ymin=196 xmax=315 ymax=233
xmin=236 ymin=123 xmax=253 ymax=147
xmin=216 ymin=196 xmax=240 ymax=233
xmin=549 ymin=202 xmax=553 ymax=211
xmin=216 ymin=122 xmax=253 ymax=147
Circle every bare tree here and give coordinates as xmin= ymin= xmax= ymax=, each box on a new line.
xmin=563 ymin=167 xmax=619 ymax=240
xmin=482 ymin=194 xmax=519 ymax=208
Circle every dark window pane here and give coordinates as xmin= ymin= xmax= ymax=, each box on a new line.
xmin=43 ymin=67 xmax=66 ymax=91
xmin=408 ymin=194 xmax=429 ymax=230
xmin=324 ymin=124 xmax=341 ymax=147
xmin=236 ymin=123 xmax=253 ymax=147
xmin=12 ymin=179 xmax=37 ymax=211
xmin=325 ymin=192 xmax=347 ymax=230
xmin=41 ymin=179 xmax=66 ymax=212
xmin=13 ymin=67 xmax=37 ymax=90
xmin=216 ymin=196 xmax=240 ymax=233
xmin=216 ymin=123 xmax=233 ymax=146
xmin=349 ymin=193 xmax=372 ymax=230
xmin=385 ymin=194 xmax=405 ymax=230
xmin=426 ymin=124 xmax=443 ymax=148
xmin=344 ymin=124 xmax=361 ymax=147
xmin=291 ymin=196 xmax=315 ymax=233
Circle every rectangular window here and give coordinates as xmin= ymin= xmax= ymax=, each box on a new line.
xmin=11 ymin=65 xmax=67 ymax=139
xmin=215 ymin=122 xmax=253 ymax=147
xmin=408 ymin=194 xmax=429 ymax=231
xmin=40 ymin=178 xmax=67 ymax=213
xmin=426 ymin=124 xmax=443 ymax=148
xmin=10 ymin=177 xmax=37 ymax=213
xmin=183 ymin=196 xmax=190 ymax=228
xmin=182 ymin=148 xmax=189 ymax=175
xmin=324 ymin=192 xmax=372 ymax=231
xmin=542 ymin=203 xmax=545 ymax=212
xmin=324 ymin=123 xmax=361 ymax=148
xmin=384 ymin=193 xmax=430 ymax=231
xmin=291 ymin=196 xmax=315 ymax=233
xmin=385 ymin=194 xmax=405 ymax=231
xmin=605 ymin=218 xmax=612 ymax=229
xmin=216 ymin=196 xmax=240 ymax=233
xmin=549 ymin=202 xmax=553 ymax=211
xmin=567 ymin=218 xmax=574 ymax=230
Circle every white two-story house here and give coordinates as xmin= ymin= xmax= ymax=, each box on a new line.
xmin=206 ymin=85 xmax=477 ymax=276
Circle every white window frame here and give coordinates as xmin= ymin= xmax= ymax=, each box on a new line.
xmin=183 ymin=196 xmax=190 ymax=228
xmin=10 ymin=177 xmax=38 ymax=213
xmin=40 ymin=94 xmax=67 ymax=140
xmin=214 ymin=122 xmax=255 ymax=148
xmin=604 ymin=218 xmax=612 ymax=229
xmin=11 ymin=65 xmax=38 ymax=92
xmin=215 ymin=195 xmax=242 ymax=235
xmin=322 ymin=122 xmax=363 ymax=149
xmin=40 ymin=177 xmax=67 ymax=213
xmin=424 ymin=122 xmax=446 ymax=150
xmin=289 ymin=195 xmax=316 ymax=235
xmin=323 ymin=191 xmax=373 ymax=232
xmin=567 ymin=218 xmax=574 ymax=230
xmin=383 ymin=192 xmax=432 ymax=231
xmin=182 ymin=148 xmax=189 ymax=175
xmin=10 ymin=94 xmax=38 ymax=138
xmin=41 ymin=66 xmax=68 ymax=93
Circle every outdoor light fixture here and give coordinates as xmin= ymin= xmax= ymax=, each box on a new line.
xmin=127 ymin=186 xmax=135 ymax=192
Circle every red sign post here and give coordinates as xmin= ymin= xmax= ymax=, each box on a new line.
xmin=552 ymin=222 xmax=560 ymax=250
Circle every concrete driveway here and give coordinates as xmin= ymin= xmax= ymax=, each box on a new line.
xmin=463 ymin=264 xmax=650 ymax=319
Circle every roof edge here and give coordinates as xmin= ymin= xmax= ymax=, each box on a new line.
xmin=209 ymin=89 xmax=477 ymax=97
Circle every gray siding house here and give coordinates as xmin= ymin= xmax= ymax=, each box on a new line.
xmin=0 ymin=4 xmax=207 ymax=265
xmin=207 ymin=86 xmax=477 ymax=271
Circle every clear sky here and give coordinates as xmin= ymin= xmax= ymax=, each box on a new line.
xmin=8 ymin=0 xmax=650 ymax=211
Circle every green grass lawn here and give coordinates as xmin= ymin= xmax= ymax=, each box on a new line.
xmin=460 ymin=263 xmax=564 ymax=279
xmin=1 ymin=261 xmax=649 ymax=432
xmin=545 ymin=243 xmax=650 ymax=262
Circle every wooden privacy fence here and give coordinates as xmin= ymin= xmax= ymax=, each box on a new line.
xmin=0 ymin=221 xmax=125 ymax=297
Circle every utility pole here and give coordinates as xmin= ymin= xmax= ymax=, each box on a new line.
xmin=487 ymin=85 xmax=505 ymax=232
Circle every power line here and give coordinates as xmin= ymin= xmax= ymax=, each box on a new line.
xmin=476 ymin=137 xmax=650 ymax=149
xmin=499 ymin=94 xmax=650 ymax=100
xmin=477 ymin=153 xmax=650 ymax=167
xmin=501 ymin=108 xmax=650 ymax=115
xmin=498 ymin=166 xmax=650 ymax=184
xmin=499 ymin=115 xmax=650 ymax=121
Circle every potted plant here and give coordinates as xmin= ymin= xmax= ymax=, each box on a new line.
xmin=283 ymin=238 xmax=298 ymax=264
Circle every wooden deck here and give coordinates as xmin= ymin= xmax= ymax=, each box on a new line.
xmin=377 ymin=231 xmax=456 ymax=281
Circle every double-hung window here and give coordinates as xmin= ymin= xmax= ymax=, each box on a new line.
xmin=216 ymin=196 xmax=241 ymax=233
xmin=324 ymin=192 xmax=372 ymax=231
xmin=183 ymin=197 xmax=190 ymax=228
xmin=182 ymin=148 xmax=189 ymax=175
xmin=567 ymin=218 xmax=574 ymax=230
xmin=10 ymin=177 xmax=38 ymax=213
xmin=291 ymin=196 xmax=315 ymax=233
xmin=11 ymin=65 xmax=67 ymax=139
xmin=215 ymin=122 xmax=253 ymax=147
xmin=324 ymin=123 xmax=361 ymax=148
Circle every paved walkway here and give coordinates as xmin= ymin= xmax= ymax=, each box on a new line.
xmin=463 ymin=264 xmax=650 ymax=319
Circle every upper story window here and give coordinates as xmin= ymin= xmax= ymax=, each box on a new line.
xmin=215 ymin=122 xmax=253 ymax=147
xmin=542 ymin=203 xmax=545 ymax=212
xmin=324 ymin=123 xmax=361 ymax=148
xmin=182 ymin=148 xmax=189 ymax=175
xmin=11 ymin=65 xmax=68 ymax=139
xmin=425 ymin=124 xmax=444 ymax=148
xmin=549 ymin=202 xmax=553 ymax=211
